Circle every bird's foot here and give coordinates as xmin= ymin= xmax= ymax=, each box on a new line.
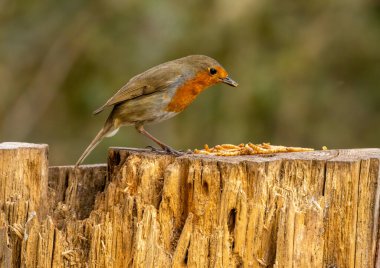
xmin=145 ymin=145 xmax=183 ymax=156
xmin=163 ymin=146 xmax=183 ymax=156
xmin=145 ymin=145 xmax=161 ymax=152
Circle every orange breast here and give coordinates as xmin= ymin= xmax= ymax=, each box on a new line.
xmin=166 ymin=70 xmax=218 ymax=112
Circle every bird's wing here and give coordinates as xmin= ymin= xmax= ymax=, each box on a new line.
xmin=93 ymin=64 xmax=183 ymax=115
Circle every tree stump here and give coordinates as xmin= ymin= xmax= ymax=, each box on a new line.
xmin=1 ymin=143 xmax=380 ymax=267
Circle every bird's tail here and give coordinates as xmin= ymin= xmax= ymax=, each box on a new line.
xmin=75 ymin=123 xmax=119 ymax=167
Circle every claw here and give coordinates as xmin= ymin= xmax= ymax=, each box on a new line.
xmin=145 ymin=145 xmax=183 ymax=156
xmin=145 ymin=145 xmax=160 ymax=152
xmin=163 ymin=146 xmax=183 ymax=156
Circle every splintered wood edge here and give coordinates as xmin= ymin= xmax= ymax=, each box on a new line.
xmin=109 ymin=147 xmax=380 ymax=163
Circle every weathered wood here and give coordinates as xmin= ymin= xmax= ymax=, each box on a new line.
xmin=1 ymin=143 xmax=380 ymax=267
xmin=23 ymin=164 xmax=107 ymax=267
xmin=0 ymin=142 xmax=48 ymax=267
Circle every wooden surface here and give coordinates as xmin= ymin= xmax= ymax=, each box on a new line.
xmin=0 ymin=142 xmax=48 ymax=268
xmin=0 ymin=143 xmax=380 ymax=267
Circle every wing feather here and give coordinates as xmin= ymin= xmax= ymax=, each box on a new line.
xmin=93 ymin=63 xmax=183 ymax=115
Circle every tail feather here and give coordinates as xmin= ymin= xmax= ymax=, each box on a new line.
xmin=93 ymin=105 xmax=106 ymax=115
xmin=75 ymin=124 xmax=117 ymax=167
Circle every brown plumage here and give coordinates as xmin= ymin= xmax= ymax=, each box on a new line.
xmin=76 ymin=55 xmax=238 ymax=166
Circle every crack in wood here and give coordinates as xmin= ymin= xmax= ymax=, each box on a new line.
xmin=1 ymin=145 xmax=380 ymax=267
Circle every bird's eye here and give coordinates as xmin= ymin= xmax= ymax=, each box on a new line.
xmin=209 ymin=68 xmax=217 ymax=75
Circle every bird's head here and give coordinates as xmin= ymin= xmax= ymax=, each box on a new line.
xmin=180 ymin=55 xmax=238 ymax=88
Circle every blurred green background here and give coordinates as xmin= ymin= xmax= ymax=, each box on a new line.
xmin=1 ymin=0 xmax=379 ymax=165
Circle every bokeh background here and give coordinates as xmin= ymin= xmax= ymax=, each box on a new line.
xmin=1 ymin=0 xmax=379 ymax=165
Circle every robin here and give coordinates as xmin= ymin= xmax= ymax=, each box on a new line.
xmin=76 ymin=55 xmax=238 ymax=166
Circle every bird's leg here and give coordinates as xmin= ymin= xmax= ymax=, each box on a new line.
xmin=135 ymin=124 xmax=182 ymax=155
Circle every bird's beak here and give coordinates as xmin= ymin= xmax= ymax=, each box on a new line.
xmin=221 ymin=76 xmax=238 ymax=87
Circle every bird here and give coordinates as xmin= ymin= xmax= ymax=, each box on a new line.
xmin=75 ymin=55 xmax=238 ymax=166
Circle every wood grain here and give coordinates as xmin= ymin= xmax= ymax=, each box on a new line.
xmin=1 ymin=143 xmax=380 ymax=267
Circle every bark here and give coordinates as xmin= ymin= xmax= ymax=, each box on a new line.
xmin=1 ymin=143 xmax=380 ymax=267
